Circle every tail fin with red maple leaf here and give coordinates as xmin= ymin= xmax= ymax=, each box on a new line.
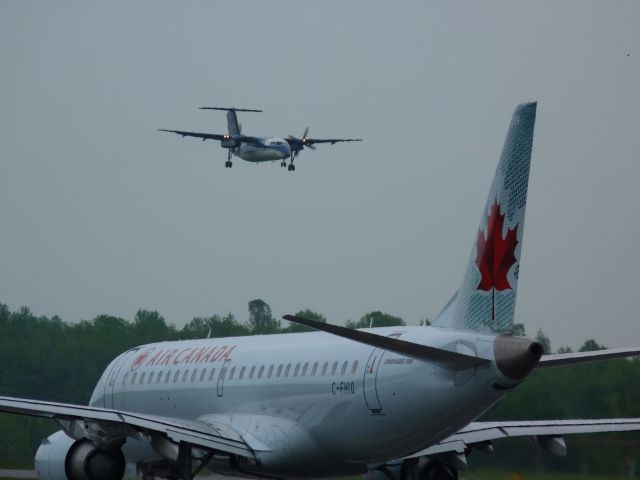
xmin=434 ymin=102 xmax=537 ymax=333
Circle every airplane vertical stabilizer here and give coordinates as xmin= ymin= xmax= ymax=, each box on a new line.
xmin=434 ymin=102 xmax=537 ymax=333
xmin=226 ymin=110 xmax=241 ymax=136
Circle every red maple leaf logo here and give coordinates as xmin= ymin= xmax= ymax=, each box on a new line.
xmin=131 ymin=348 xmax=154 ymax=372
xmin=475 ymin=200 xmax=519 ymax=321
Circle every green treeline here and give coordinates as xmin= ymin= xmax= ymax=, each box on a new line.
xmin=0 ymin=302 xmax=638 ymax=475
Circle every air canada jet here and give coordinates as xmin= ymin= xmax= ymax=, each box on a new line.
xmin=159 ymin=107 xmax=362 ymax=171
xmin=3 ymin=102 xmax=640 ymax=480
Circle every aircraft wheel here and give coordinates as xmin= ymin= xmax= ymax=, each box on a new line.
xmin=288 ymin=164 xmax=295 ymax=171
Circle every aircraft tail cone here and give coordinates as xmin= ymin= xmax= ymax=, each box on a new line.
xmin=494 ymin=335 xmax=543 ymax=381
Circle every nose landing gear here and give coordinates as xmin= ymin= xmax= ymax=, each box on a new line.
xmin=225 ymin=150 xmax=233 ymax=168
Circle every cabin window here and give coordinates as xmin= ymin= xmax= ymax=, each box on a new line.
xmin=208 ymin=368 xmax=216 ymax=381
xmin=249 ymin=366 xmax=256 ymax=379
xmin=182 ymin=370 xmax=189 ymax=383
xmin=173 ymin=371 xmax=180 ymax=383
xmin=277 ymin=364 xmax=283 ymax=378
xmin=341 ymin=361 xmax=348 ymax=375
xmin=139 ymin=372 xmax=146 ymax=384
xmin=351 ymin=360 xmax=359 ymax=374
xmin=302 ymin=362 xmax=308 ymax=376
xmin=157 ymin=371 xmax=163 ymax=383
xmin=258 ymin=365 xmax=265 ymax=379
xmin=229 ymin=367 xmax=236 ymax=380
xmin=165 ymin=371 xmax=171 ymax=383
xmin=267 ymin=365 xmax=274 ymax=378
xmin=123 ymin=373 xmax=130 ymax=385
xmin=200 ymin=369 xmax=207 ymax=382
xmin=311 ymin=362 xmax=318 ymax=376
xmin=131 ymin=372 xmax=137 ymax=384
xmin=321 ymin=362 xmax=328 ymax=376
xmin=293 ymin=363 xmax=300 ymax=377
xmin=148 ymin=372 xmax=154 ymax=384
xmin=284 ymin=364 xmax=291 ymax=377
xmin=239 ymin=366 xmax=246 ymax=380
xmin=191 ymin=369 xmax=198 ymax=382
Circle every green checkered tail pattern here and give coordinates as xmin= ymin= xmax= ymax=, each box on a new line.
xmin=434 ymin=102 xmax=537 ymax=333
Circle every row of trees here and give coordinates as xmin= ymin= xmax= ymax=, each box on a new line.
xmin=0 ymin=301 xmax=637 ymax=474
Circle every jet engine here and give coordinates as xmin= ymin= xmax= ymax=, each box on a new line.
xmin=35 ymin=430 xmax=125 ymax=480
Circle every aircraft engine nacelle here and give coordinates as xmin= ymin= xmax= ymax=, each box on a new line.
xmin=35 ymin=430 xmax=125 ymax=480
xmin=220 ymin=139 xmax=238 ymax=148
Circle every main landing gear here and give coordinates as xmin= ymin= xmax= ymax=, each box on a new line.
xmin=225 ymin=150 xmax=233 ymax=168
xmin=280 ymin=160 xmax=295 ymax=171
xmin=286 ymin=153 xmax=296 ymax=172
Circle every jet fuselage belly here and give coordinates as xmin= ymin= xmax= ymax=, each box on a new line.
xmin=89 ymin=327 xmax=509 ymax=477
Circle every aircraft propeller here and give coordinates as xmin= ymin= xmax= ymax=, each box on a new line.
xmin=288 ymin=127 xmax=317 ymax=153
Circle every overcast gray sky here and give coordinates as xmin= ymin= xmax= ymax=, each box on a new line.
xmin=1 ymin=1 xmax=639 ymax=350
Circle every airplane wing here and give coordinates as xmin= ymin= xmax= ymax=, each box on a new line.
xmin=536 ymin=347 xmax=640 ymax=368
xmin=0 ymin=396 xmax=261 ymax=458
xmin=302 ymin=137 xmax=362 ymax=146
xmin=158 ymin=129 xmax=262 ymax=145
xmin=405 ymin=418 xmax=640 ymax=458
xmin=158 ymin=129 xmax=227 ymax=141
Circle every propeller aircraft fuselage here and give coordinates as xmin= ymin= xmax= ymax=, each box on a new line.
xmin=159 ymin=107 xmax=362 ymax=171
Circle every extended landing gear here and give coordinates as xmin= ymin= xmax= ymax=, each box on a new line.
xmin=287 ymin=152 xmax=296 ymax=172
xmin=280 ymin=161 xmax=287 ymax=168
xmin=225 ymin=150 xmax=233 ymax=168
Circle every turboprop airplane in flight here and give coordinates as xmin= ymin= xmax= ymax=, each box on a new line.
xmin=159 ymin=107 xmax=362 ymax=171
xmin=2 ymin=102 xmax=640 ymax=480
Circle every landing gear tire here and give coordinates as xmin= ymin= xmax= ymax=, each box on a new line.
xmin=225 ymin=161 xmax=233 ymax=168
xmin=287 ymin=164 xmax=295 ymax=172
xmin=280 ymin=161 xmax=286 ymax=167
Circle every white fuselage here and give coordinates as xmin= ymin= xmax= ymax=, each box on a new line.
xmin=89 ymin=326 xmax=514 ymax=478
xmin=234 ymin=138 xmax=290 ymax=162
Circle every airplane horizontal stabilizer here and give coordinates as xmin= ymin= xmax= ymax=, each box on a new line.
xmin=282 ymin=315 xmax=489 ymax=370
xmin=536 ymin=347 xmax=640 ymax=368
xmin=199 ymin=107 xmax=263 ymax=112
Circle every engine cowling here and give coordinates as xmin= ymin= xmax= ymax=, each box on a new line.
xmin=35 ymin=430 xmax=125 ymax=480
